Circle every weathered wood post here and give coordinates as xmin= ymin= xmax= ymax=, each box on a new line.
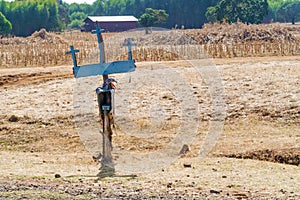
xmin=67 ymin=25 xmax=136 ymax=175
xmin=92 ymin=26 xmax=113 ymax=170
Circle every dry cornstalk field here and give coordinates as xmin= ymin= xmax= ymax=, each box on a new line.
xmin=1 ymin=22 xmax=300 ymax=68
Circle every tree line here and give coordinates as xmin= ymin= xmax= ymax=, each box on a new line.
xmin=267 ymin=0 xmax=300 ymax=24
xmin=0 ymin=0 xmax=300 ymax=37
xmin=62 ymin=0 xmax=219 ymax=29
xmin=0 ymin=0 xmax=59 ymax=36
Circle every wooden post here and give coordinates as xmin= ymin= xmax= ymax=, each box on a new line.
xmin=93 ymin=25 xmax=114 ymax=173
xmin=102 ymin=109 xmax=113 ymax=164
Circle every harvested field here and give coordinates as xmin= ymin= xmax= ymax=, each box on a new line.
xmin=1 ymin=22 xmax=300 ymax=68
xmin=0 ymin=24 xmax=300 ymax=199
xmin=0 ymin=55 xmax=300 ymax=199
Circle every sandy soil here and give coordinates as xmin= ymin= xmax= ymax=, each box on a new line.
xmin=0 ymin=56 xmax=299 ymax=199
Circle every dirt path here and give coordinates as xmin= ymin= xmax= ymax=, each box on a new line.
xmin=0 ymin=65 xmax=72 ymax=88
xmin=0 ymin=57 xmax=299 ymax=199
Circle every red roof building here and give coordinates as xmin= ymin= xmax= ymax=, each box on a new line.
xmin=81 ymin=16 xmax=138 ymax=32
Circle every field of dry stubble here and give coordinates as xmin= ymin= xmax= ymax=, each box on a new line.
xmin=0 ymin=23 xmax=299 ymax=199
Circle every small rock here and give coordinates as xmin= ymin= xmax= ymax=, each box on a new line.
xmin=179 ymin=144 xmax=190 ymax=155
xmin=54 ymin=174 xmax=61 ymax=178
xmin=222 ymin=175 xmax=227 ymax=178
xmin=232 ymin=193 xmax=248 ymax=199
xmin=92 ymin=153 xmax=102 ymax=162
xmin=8 ymin=115 xmax=19 ymax=122
xmin=210 ymin=189 xmax=222 ymax=194
xmin=167 ymin=182 xmax=172 ymax=188
xmin=279 ymin=189 xmax=286 ymax=194
xmin=183 ymin=163 xmax=192 ymax=168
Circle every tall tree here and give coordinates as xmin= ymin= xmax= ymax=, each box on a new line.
xmin=92 ymin=0 xmax=105 ymax=15
xmin=68 ymin=11 xmax=87 ymax=28
xmin=45 ymin=0 xmax=60 ymax=30
xmin=206 ymin=0 xmax=268 ymax=24
xmin=278 ymin=1 xmax=300 ymax=24
xmin=0 ymin=11 xmax=11 ymax=35
xmin=57 ymin=0 xmax=70 ymax=29
xmin=3 ymin=0 xmax=60 ymax=36
xmin=267 ymin=0 xmax=286 ymax=21
xmin=139 ymin=8 xmax=168 ymax=33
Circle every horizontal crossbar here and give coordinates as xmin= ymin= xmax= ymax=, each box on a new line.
xmin=73 ymin=60 xmax=135 ymax=78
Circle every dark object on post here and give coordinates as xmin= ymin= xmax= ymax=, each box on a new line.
xmin=96 ymin=79 xmax=116 ymax=153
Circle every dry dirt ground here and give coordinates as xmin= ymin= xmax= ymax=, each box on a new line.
xmin=0 ymin=56 xmax=299 ymax=199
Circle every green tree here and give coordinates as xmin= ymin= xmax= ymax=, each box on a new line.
xmin=68 ymin=11 xmax=86 ymax=29
xmin=45 ymin=0 xmax=60 ymax=31
xmin=70 ymin=11 xmax=87 ymax=21
xmin=0 ymin=0 xmax=234 ymax=33
xmin=62 ymin=0 xmax=220 ymax=29
xmin=68 ymin=2 xmax=92 ymax=15
xmin=267 ymin=0 xmax=285 ymax=21
xmin=278 ymin=1 xmax=300 ymax=24
xmin=139 ymin=8 xmax=168 ymax=34
xmin=2 ymin=0 xmax=60 ymax=36
xmin=57 ymin=0 xmax=70 ymax=29
xmin=205 ymin=6 xmax=218 ymax=22
xmin=139 ymin=12 xmax=155 ymax=33
xmin=67 ymin=19 xmax=82 ymax=29
xmin=0 ymin=11 xmax=11 ymax=35
xmin=0 ymin=0 xmax=9 ymax=16
xmin=206 ymin=0 xmax=268 ymax=24
xmin=92 ymin=0 xmax=105 ymax=15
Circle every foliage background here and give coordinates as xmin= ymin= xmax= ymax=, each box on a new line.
xmin=0 ymin=0 xmax=300 ymax=36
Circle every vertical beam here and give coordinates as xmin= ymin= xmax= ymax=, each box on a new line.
xmin=92 ymin=25 xmax=108 ymax=81
xmin=123 ymin=38 xmax=136 ymax=60
xmin=92 ymin=25 xmax=106 ymax=65
xmin=92 ymin=24 xmax=113 ymax=171
xmin=67 ymin=45 xmax=79 ymax=67
xmin=102 ymin=109 xmax=113 ymax=165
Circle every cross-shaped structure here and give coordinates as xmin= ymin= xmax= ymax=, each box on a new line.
xmin=92 ymin=26 xmax=105 ymax=64
xmin=67 ymin=28 xmax=135 ymax=78
xmin=67 ymin=26 xmax=136 ymax=174
xmin=123 ymin=38 xmax=136 ymax=60
xmin=66 ymin=45 xmax=79 ymax=67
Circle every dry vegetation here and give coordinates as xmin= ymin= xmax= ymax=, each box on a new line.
xmin=1 ymin=22 xmax=300 ymax=68
xmin=0 ymin=57 xmax=299 ymax=199
xmin=0 ymin=23 xmax=300 ymax=199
